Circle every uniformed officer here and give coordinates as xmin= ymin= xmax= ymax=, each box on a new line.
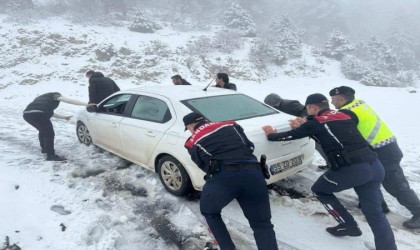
xmin=263 ymin=94 xmax=397 ymax=250
xmin=183 ymin=112 xmax=278 ymax=250
xmin=330 ymin=86 xmax=420 ymax=229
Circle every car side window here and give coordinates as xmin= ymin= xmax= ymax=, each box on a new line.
xmin=99 ymin=94 xmax=132 ymax=115
xmin=131 ymin=96 xmax=172 ymax=123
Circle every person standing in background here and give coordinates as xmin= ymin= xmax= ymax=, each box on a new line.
xmin=86 ymin=70 xmax=120 ymax=104
xmin=171 ymin=74 xmax=191 ymax=85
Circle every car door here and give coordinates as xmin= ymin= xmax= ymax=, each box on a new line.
xmin=118 ymin=94 xmax=175 ymax=167
xmin=89 ymin=94 xmax=133 ymax=154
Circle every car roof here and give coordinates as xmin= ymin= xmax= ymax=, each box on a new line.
xmin=125 ymin=85 xmax=239 ymax=100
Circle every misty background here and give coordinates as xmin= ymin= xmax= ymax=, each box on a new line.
xmin=1 ymin=0 xmax=419 ymax=87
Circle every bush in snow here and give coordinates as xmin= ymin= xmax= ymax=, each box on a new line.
xmin=341 ymin=55 xmax=371 ymax=81
xmin=323 ymin=29 xmax=354 ymax=60
xmin=95 ymin=44 xmax=115 ymax=61
xmin=212 ymin=30 xmax=242 ymax=53
xmin=360 ymin=71 xmax=398 ymax=87
xmin=128 ymin=9 xmax=161 ymax=33
xmin=184 ymin=36 xmax=214 ymax=57
xmin=223 ymin=0 xmax=256 ymax=37
xmin=143 ymin=40 xmax=171 ymax=58
xmin=395 ymin=70 xmax=417 ymax=87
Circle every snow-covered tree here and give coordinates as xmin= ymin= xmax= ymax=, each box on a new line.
xmin=268 ymin=15 xmax=301 ymax=64
xmin=249 ymin=15 xmax=301 ymax=66
xmin=128 ymin=9 xmax=162 ymax=33
xmin=223 ymin=0 xmax=256 ymax=37
xmin=386 ymin=22 xmax=419 ymax=71
xmin=323 ymin=29 xmax=354 ymax=60
xmin=355 ymin=37 xmax=400 ymax=73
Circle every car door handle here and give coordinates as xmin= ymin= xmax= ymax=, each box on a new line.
xmin=112 ymin=122 xmax=119 ymax=128
xmin=145 ymin=131 xmax=156 ymax=137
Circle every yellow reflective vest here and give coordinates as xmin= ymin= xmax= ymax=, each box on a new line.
xmin=341 ymin=99 xmax=396 ymax=149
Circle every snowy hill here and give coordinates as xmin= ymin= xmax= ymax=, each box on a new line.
xmin=1 ymin=13 xmax=420 ymax=250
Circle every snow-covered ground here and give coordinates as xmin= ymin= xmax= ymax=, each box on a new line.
xmin=1 ymin=16 xmax=420 ymax=250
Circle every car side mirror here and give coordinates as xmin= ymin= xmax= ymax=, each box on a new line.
xmin=86 ymin=105 xmax=98 ymax=113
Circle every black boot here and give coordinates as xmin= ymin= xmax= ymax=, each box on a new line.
xmin=403 ymin=214 xmax=420 ymax=229
xmin=46 ymin=155 xmax=67 ymax=162
xmin=326 ymin=224 xmax=362 ymax=237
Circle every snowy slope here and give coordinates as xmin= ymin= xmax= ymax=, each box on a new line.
xmin=1 ymin=15 xmax=420 ymax=250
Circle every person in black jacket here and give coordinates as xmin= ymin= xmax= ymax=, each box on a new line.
xmin=184 ymin=112 xmax=277 ymax=250
xmin=171 ymin=74 xmax=191 ymax=85
xmin=23 ymin=92 xmax=88 ymax=161
xmin=86 ymin=70 xmax=120 ymax=104
xmin=215 ymin=73 xmax=237 ymax=91
xmin=263 ymin=94 xmax=397 ymax=250
xmin=264 ymin=93 xmax=331 ymax=170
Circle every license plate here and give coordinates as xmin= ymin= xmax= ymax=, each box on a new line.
xmin=269 ymin=155 xmax=304 ymax=175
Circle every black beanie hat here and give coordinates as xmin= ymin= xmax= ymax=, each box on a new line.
xmin=305 ymin=93 xmax=328 ymax=105
xmin=183 ymin=112 xmax=205 ymax=130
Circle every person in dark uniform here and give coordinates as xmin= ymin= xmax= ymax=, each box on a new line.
xmin=330 ymin=86 xmax=420 ymax=229
xmin=86 ymin=70 xmax=120 ymax=104
xmin=263 ymin=94 xmax=397 ymax=250
xmin=23 ymin=92 xmax=88 ymax=161
xmin=264 ymin=93 xmax=331 ymax=170
xmin=183 ymin=112 xmax=278 ymax=250
xmin=171 ymin=74 xmax=191 ymax=85
xmin=215 ymin=73 xmax=237 ymax=91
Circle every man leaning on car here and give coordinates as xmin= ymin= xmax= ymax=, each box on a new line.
xmin=183 ymin=112 xmax=278 ymax=250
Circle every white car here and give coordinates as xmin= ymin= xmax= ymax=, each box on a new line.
xmin=76 ymin=85 xmax=315 ymax=196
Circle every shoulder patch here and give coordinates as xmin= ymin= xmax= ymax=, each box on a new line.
xmin=185 ymin=121 xmax=235 ymax=148
xmin=315 ymin=110 xmax=351 ymax=123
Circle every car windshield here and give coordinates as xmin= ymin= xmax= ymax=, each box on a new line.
xmin=182 ymin=94 xmax=278 ymax=121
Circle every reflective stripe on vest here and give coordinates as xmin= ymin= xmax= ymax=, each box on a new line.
xmin=342 ymin=99 xmax=396 ymax=149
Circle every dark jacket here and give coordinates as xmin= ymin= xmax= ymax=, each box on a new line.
xmin=184 ymin=120 xmax=257 ymax=173
xmin=217 ymin=82 xmax=237 ymax=91
xmin=264 ymin=94 xmax=307 ymax=117
xmin=279 ymin=99 xmax=307 ymax=117
xmin=24 ymin=92 xmax=61 ymax=118
xmin=268 ymin=109 xmax=375 ymax=167
xmin=89 ymin=72 xmax=120 ymax=104
xmin=181 ymin=79 xmax=191 ymax=85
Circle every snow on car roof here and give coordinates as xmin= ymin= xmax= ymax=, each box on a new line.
xmin=124 ymin=85 xmax=239 ymax=100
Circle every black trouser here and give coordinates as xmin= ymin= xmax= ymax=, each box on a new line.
xmin=311 ymin=159 xmax=397 ymax=250
xmin=200 ymin=168 xmax=278 ymax=250
xmin=376 ymin=142 xmax=420 ymax=216
xmin=23 ymin=112 xmax=55 ymax=156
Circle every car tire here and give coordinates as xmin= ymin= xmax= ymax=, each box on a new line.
xmin=76 ymin=121 xmax=92 ymax=145
xmin=158 ymin=156 xmax=192 ymax=196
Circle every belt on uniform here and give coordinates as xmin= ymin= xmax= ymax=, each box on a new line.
xmin=221 ymin=163 xmax=260 ymax=170
xmin=348 ymin=147 xmax=377 ymax=164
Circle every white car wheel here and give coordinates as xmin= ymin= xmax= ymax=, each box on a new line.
xmin=76 ymin=122 xmax=92 ymax=145
xmin=158 ymin=156 xmax=192 ymax=196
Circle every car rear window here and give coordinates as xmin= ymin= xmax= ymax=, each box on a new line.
xmin=181 ymin=94 xmax=278 ymax=121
